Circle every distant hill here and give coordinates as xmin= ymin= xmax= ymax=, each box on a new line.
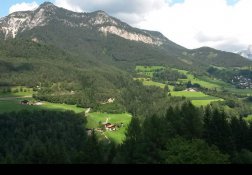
xmin=188 ymin=47 xmax=252 ymax=68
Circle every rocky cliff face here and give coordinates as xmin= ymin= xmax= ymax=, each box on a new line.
xmin=0 ymin=2 xmax=167 ymax=46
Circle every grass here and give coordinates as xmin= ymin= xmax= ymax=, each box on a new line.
xmin=0 ymin=98 xmax=36 ymax=113
xmin=0 ymin=97 xmax=86 ymax=114
xmin=172 ymin=68 xmax=225 ymax=90
xmin=136 ymin=65 xmax=165 ymax=72
xmin=170 ymin=91 xmax=223 ymax=107
xmin=191 ymin=99 xmax=223 ymax=107
xmin=136 ymin=65 xmax=165 ymax=77
xmin=134 ymin=78 xmax=174 ymax=90
xmin=86 ymin=112 xmax=132 ymax=144
xmin=40 ymin=102 xmax=86 ymax=113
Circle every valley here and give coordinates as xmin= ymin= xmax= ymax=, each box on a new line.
xmin=1 ymin=2 xmax=252 ymax=164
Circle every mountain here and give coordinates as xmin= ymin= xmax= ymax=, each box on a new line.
xmin=238 ymin=45 xmax=252 ymax=60
xmin=0 ymin=2 xmax=167 ymax=45
xmin=0 ymin=1 xmax=251 ymax=72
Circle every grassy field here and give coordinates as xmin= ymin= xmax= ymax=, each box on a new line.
xmin=136 ymin=65 xmax=165 ymax=72
xmin=0 ymin=97 xmax=86 ymax=114
xmin=86 ymin=112 xmax=132 ymax=144
xmin=170 ymin=91 xmax=223 ymax=107
xmin=0 ymin=85 xmax=86 ymax=114
xmin=136 ymin=65 xmax=164 ymax=77
xmin=134 ymin=78 xmax=174 ymax=90
xmin=172 ymin=68 xmax=226 ymax=90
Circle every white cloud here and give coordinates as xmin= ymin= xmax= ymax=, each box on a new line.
xmin=55 ymin=0 xmax=252 ymax=52
xmin=55 ymin=0 xmax=166 ymax=25
xmin=9 ymin=2 xmax=39 ymax=14
xmin=136 ymin=0 xmax=252 ymax=52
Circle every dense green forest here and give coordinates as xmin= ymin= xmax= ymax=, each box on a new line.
xmin=0 ymin=110 xmax=108 ymax=163
xmin=1 ymin=102 xmax=252 ymax=163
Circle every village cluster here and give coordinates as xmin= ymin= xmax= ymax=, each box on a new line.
xmin=231 ymin=75 xmax=252 ymax=89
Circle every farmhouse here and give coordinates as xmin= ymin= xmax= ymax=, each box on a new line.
xmin=104 ymin=123 xmax=117 ymax=131
xmin=101 ymin=117 xmax=117 ymax=131
xmin=20 ymin=100 xmax=29 ymax=105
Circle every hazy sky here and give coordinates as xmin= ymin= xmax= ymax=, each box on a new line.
xmin=1 ymin=0 xmax=251 ymax=52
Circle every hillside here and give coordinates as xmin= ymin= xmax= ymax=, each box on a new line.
xmin=1 ymin=2 xmax=251 ymax=72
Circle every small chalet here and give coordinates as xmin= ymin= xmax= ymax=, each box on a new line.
xmin=20 ymin=100 xmax=29 ymax=105
xmin=104 ymin=123 xmax=117 ymax=131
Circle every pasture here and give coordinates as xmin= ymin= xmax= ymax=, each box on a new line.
xmin=134 ymin=78 xmax=174 ymax=90
xmin=170 ymin=91 xmax=223 ymax=107
xmin=172 ymin=68 xmax=226 ymax=90
xmin=0 ymin=97 xmax=86 ymax=114
xmin=136 ymin=65 xmax=164 ymax=77
xmin=86 ymin=112 xmax=132 ymax=144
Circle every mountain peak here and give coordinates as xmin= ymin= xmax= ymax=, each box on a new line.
xmin=40 ymin=2 xmax=55 ymax=7
xmin=37 ymin=1 xmax=56 ymax=11
xmin=94 ymin=10 xmax=108 ymax=15
xmin=0 ymin=2 xmax=169 ymax=46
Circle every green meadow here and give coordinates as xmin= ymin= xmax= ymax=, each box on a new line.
xmin=136 ymin=65 xmax=165 ymax=72
xmin=86 ymin=112 xmax=132 ymax=144
xmin=136 ymin=65 xmax=165 ymax=77
xmin=172 ymin=68 xmax=226 ymax=90
xmin=134 ymin=78 xmax=174 ymax=90
xmin=0 ymin=97 xmax=86 ymax=114
xmin=170 ymin=91 xmax=223 ymax=107
xmin=135 ymin=66 xmax=224 ymax=106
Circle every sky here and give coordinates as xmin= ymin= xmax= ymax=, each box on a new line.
xmin=0 ymin=0 xmax=251 ymax=52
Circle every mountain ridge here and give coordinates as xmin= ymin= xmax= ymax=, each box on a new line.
xmin=0 ymin=1 xmax=251 ymax=70
xmin=0 ymin=2 xmax=176 ymax=47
